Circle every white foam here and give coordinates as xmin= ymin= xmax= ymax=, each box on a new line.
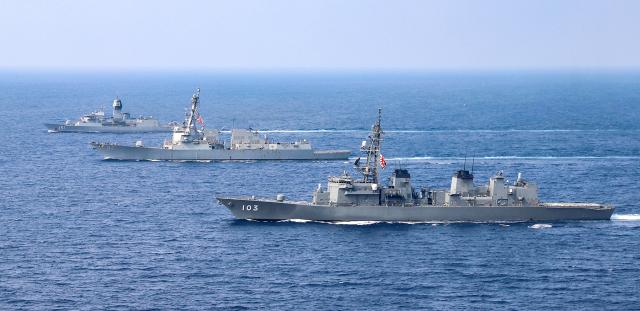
xmin=385 ymin=156 xmax=434 ymax=161
xmin=332 ymin=221 xmax=381 ymax=226
xmin=220 ymin=129 xmax=363 ymax=134
xmin=396 ymin=221 xmax=437 ymax=225
xmin=218 ymin=129 xmax=638 ymax=134
xmin=611 ymin=214 xmax=640 ymax=221
xmin=260 ymin=129 xmax=363 ymax=134
xmin=282 ymin=219 xmax=313 ymax=223
xmin=384 ymin=156 xmax=640 ymax=162
xmin=333 ymin=220 xmax=447 ymax=225
xmin=482 ymin=156 xmax=640 ymax=160
xmin=273 ymin=219 xmax=536 ymax=226
xmin=529 ymin=223 xmax=552 ymax=229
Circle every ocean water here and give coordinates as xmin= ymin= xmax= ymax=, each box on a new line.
xmin=1 ymin=71 xmax=639 ymax=310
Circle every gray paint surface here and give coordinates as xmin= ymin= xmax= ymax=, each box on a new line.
xmin=216 ymin=109 xmax=614 ymax=222
xmin=217 ymin=197 xmax=614 ymax=222
xmin=46 ymin=123 xmax=172 ymax=133
xmin=89 ymin=89 xmax=351 ymax=161
xmin=90 ymin=143 xmax=350 ymax=160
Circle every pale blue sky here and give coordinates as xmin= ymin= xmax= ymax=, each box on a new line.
xmin=0 ymin=0 xmax=638 ymax=70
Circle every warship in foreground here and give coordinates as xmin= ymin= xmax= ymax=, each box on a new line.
xmin=217 ymin=109 xmax=614 ymax=222
xmin=91 ymin=89 xmax=351 ymax=161
xmin=46 ymin=97 xmax=174 ymax=133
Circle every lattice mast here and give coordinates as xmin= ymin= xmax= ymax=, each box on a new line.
xmin=185 ymin=88 xmax=201 ymax=136
xmin=357 ymin=108 xmax=384 ymax=184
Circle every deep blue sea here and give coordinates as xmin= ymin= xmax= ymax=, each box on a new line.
xmin=1 ymin=71 xmax=639 ymax=310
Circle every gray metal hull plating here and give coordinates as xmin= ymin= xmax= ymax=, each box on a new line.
xmin=217 ymin=197 xmax=614 ymax=222
xmin=46 ymin=123 xmax=172 ymax=133
xmin=91 ymin=143 xmax=351 ymax=161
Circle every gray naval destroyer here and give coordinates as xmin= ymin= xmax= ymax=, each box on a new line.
xmin=91 ymin=89 xmax=351 ymax=161
xmin=218 ymin=109 xmax=614 ymax=222
xmin=46 ymin=97 xmax=174 ymax=133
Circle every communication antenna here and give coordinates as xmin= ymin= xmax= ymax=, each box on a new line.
xmin=471 ymin=153 xmax=476 ymax=174
xmin=463 ymin=153 xmax=467 ymax=171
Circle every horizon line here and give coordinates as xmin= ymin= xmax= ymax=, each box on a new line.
xmin=2 ymin=66 xmax=640 ymax=74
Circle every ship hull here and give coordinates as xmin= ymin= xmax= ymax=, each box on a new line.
xmin=46 ymin=123 xmax=172 ymax=133
xmin=217 ymin=197 xmax=614 ymax=222
xmin=91 ymin=143 xmax=351 ymax=161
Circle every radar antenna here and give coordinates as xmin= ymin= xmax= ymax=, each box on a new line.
xmin=355 ymin=108 xmax=384 ymax=184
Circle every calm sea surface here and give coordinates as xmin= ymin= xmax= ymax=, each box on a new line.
xmin=1 ymin=71 xmax=639 ymax=310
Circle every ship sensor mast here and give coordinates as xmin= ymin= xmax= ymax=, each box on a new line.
xmin=185 ymin=88 xmax=200 ymax=135
xmin=356 ymin=108 xmax=384 ymax=184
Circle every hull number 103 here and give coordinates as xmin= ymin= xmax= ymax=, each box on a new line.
xmin=242 ymin=204 xmax=259 ymax=211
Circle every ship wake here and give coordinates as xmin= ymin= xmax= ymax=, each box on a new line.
xmin=611 ymin=214 xmax=640 ymax=221
xmin=221 ymin=129 xmax=638 ymax=134
xmin=272 ymin=219 xmax=524 ymax=226
xmin=383 ymin=156 xmax=640 ymax=162
xmin=528 ymin=223 xmax=553 ymax=229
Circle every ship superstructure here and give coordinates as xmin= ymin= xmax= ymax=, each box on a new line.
xmin=46 ymin=97 xmax=174 ymax=133
xmin=217 ymin=109 xmax=614 ymax=222
xmin=91 ymin=89 xmax=350 ymax=161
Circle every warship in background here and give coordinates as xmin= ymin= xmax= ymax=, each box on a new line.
xmin=217 ymin=109 xmax=614 ymax=222
xmin=46 ymin=97 xmax=175 ymax=133
xmin=91 ymin=89 xmax=351 ymax=161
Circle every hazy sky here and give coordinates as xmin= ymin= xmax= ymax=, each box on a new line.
xmin=0 ymin=0 xmax=638 ymax=70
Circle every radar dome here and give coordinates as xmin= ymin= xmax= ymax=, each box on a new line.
xmin=113 ymin=97 xmax=122 ymax=111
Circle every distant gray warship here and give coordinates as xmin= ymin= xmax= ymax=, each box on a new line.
xmin=218 ymin=109 xmax=614 ymax=222
xmin=46 ymin=97 xmax=174 ymax=133
xmin=91 ymin=89 xmax=351 ymax=161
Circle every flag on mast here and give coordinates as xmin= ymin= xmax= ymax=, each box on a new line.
xmin=197 ymin=115 xmax=204 ymax=125
xmin=379 ymin=154 xmax=387 ymax=169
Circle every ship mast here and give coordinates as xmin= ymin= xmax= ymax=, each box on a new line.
xmin=357 ymin=108 xmax=383 ymax=184
xmin=185 ymin=88 xmax=200 ymax=135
